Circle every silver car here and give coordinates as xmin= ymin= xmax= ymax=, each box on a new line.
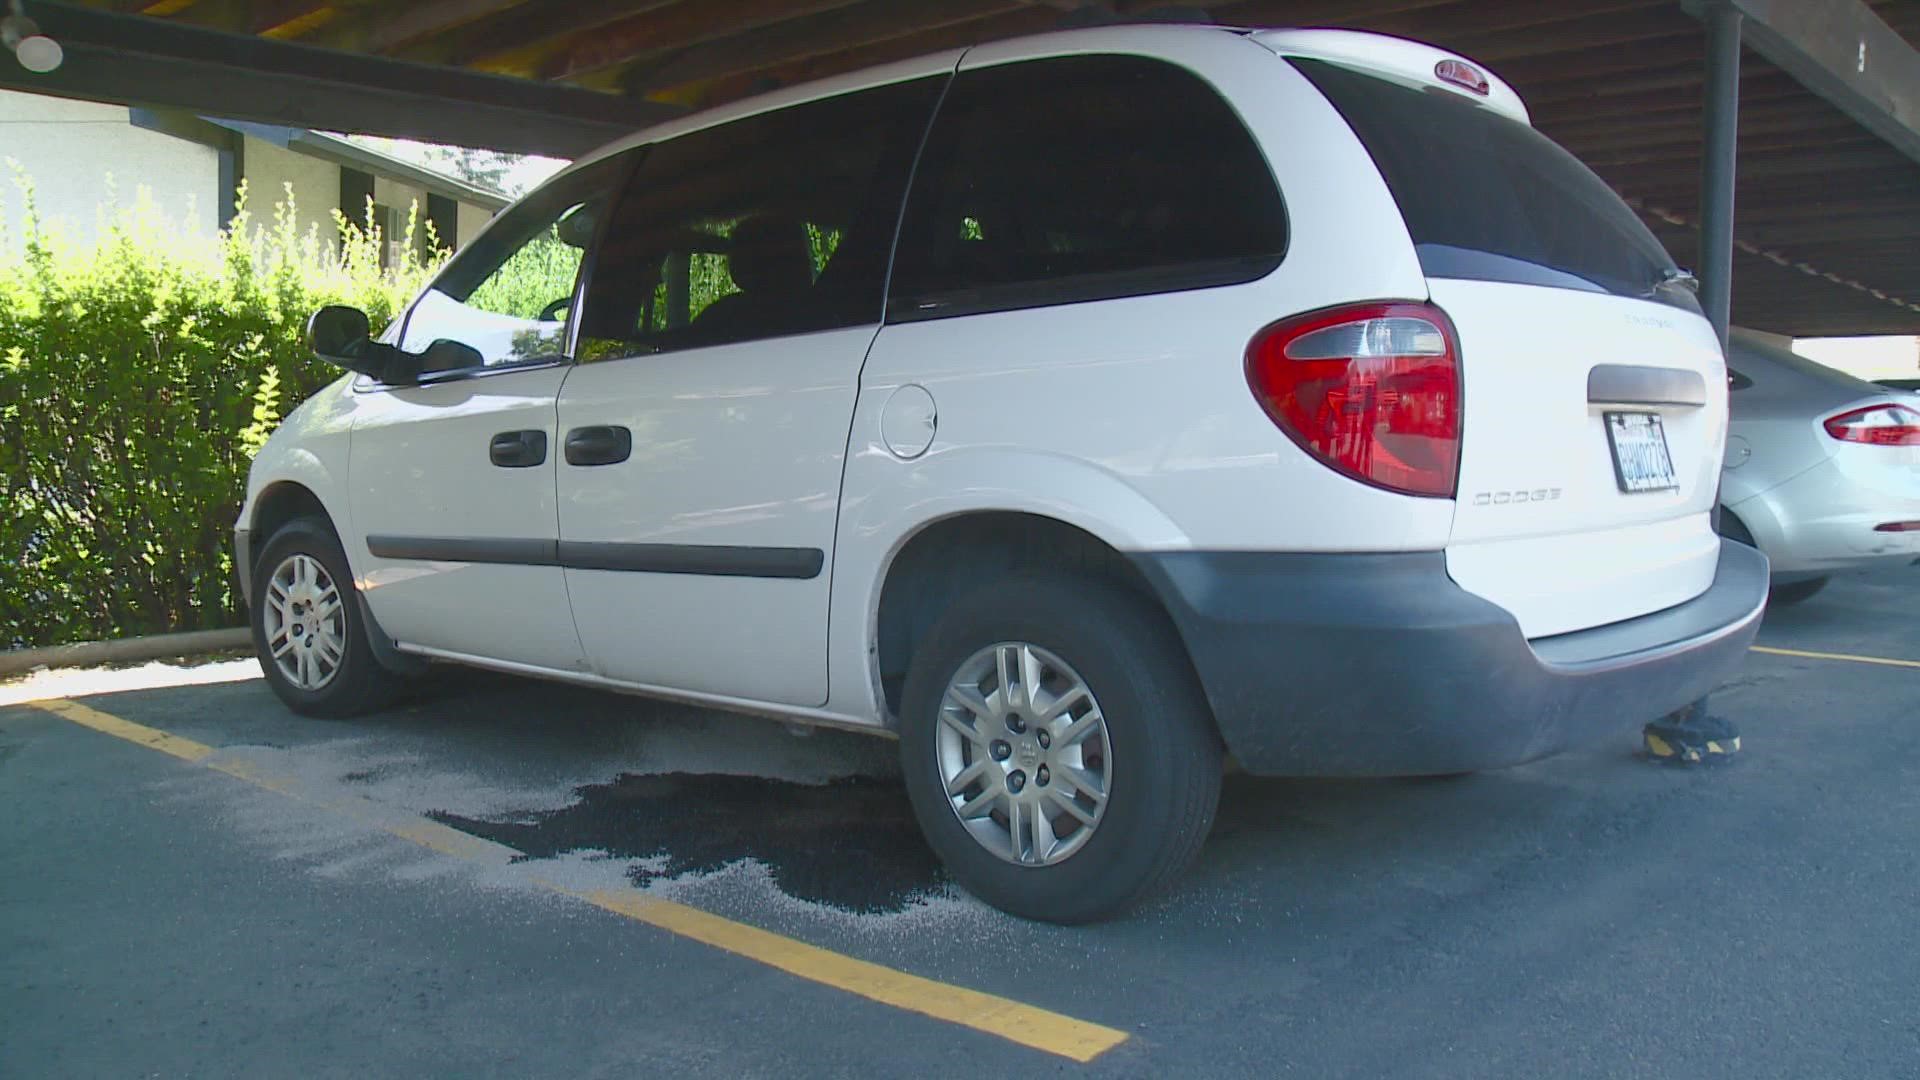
xmin=1721 ymin=329 xmax=1920 ymax=604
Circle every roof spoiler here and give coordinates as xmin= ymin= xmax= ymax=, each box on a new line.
xmin=1253 ymin=28 xmax=1531 ymax=126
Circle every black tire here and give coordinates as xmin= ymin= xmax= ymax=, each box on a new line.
xmin=899 ymin=573 xmax=1222 ymax=924
xmin=250 ymin=516 xmax=402 ymax=717
xmin=1769 ymin=576 xmax=1830 ymax=607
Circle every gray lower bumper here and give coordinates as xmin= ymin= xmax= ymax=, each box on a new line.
xmin=1131 ymin=540 xmax=1770 ymax=777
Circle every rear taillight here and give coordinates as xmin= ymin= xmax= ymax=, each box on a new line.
xmin=1823 ymin=404 xmax=1920 ymax=446
xmin=1245 ymin=301 xmax=1462 ymax=497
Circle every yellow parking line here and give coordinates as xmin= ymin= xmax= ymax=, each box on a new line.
xmin=26 ymin=699 xmax=1128 ymax=1064
xmin=32 ymin=698 xmax=215 ymax=762
xmin=1751 ymin=645 xmax=1920 ymax=671
xmin=559 ymin=885 xmax=1126 ymax=1062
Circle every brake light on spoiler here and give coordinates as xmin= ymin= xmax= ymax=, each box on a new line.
xmin=1251 ymin=29 xmax=1530 ymax=124
xmin=1434 ymin=58 xmax=1490 ymax=96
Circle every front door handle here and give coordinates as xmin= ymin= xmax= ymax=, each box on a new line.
xmin=564 ymin=425 xmax=632 ymax=466
xmin=489 ymin=429 xmax=547 ymax=468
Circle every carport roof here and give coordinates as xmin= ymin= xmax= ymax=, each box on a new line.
xmin=11 ymin=0 xmax=1920 ymax=337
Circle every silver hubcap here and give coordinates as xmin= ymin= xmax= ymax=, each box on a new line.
xmin=936 ymin=642 xmax=1112 ymax=866
xmin=263 ymin=553 xmax=346 ymax=691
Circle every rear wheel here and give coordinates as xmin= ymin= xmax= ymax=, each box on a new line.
xmin=251 ymin=516 xmax=401 ymax=717
xmin=899 ymin=573 xmax=1221 ymax=924
xmin=1769 ymin=576 xmax=1830 ymax=607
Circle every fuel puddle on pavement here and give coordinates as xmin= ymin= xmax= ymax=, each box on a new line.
xmin=428 ymin=772 xmax=948 ymax=913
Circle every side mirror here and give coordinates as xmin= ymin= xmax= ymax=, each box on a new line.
xmin=307 ymin=305 xmax=414 ymax=383
xmin=308 ymin=305 xmax=372 ymax=364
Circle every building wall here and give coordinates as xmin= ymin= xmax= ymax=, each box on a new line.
xmin=0 ymin=89 xmax=220 ymax=251
xmin=456 ymin=200 xmax=496 ymax=249
xmin=241 ymin=137 xmax=339 ymax=246
xmin=0 ymin=92 xmax=503 ymax=261
xmin=370 ymin=173 xmax=430 ymax=261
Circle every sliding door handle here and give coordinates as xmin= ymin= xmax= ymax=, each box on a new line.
xmin=564 ymin=425 xmax=632 ymax=466
xmin=489 ymin=429 xmax=547 ymax=468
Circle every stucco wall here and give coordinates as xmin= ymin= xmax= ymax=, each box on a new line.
xmin=0 ymin=94 xmax=507 ymax=260
xmin=456 ymin=199 xmax=496 ymax=250
xmin=370 ymin=173 xmax=428 ymax=259
xmin=0 ymin=89 xmax=220 ymax=252
xmin=241 ymin=137 xmax=339 ymax=247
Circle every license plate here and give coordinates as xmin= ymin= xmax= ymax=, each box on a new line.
xmin=1604 ymin=412 xmax=1679 ymax=493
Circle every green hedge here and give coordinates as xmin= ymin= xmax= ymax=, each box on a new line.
xmin=1 ymin=175 xmax=443 ymax=650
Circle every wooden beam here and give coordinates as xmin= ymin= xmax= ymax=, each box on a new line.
xmin=1356 ymin=0 xmax=1669 ymax=43
xmin=1744 ymin=216 xmax=1920 ymax=242
xmin=1531 ymin=79 xmax=1811 ymax=128
xmin=356 ymin=0 xmax=532 ymax=53
xmin=5 ymin=2 xmax=677 ymax=156
xmin=1436 ymin=7 xmax=1695 ymax=63
xmin=1638 ymin=171 xmax=1920 ymax=205
xmin=688 ymin=6 xmax=1058 ymax=106
xmin=619 ymin=0 xmax=1022 ymax=97
xmin=252 ymin=1 xmax=340 ymax=40
xmin=1576 ymin=135 xmax=1888 ymax=169
xmin=1524 ymin=62 xmax=1802 ymax=106
xmin=1212 ymin=0 xmax=1472 ymax=27
xmin=543 ymin=0 xmax=871 ymax=83
xmin=1693 ymin=0 xmax=1920 ymax=171
xmin=428 ymin=0 xmax=678 ymax=66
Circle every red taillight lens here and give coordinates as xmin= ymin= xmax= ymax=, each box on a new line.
xmin=1245 ymin=301 xmax=1462 ymax=497
xmin=1823 ymin=404 xmax=1920 ymax=446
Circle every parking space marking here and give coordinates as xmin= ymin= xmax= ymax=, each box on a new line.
xmin=33 ymin=698 xmax=217 ymax=762
xmin=1752 ymin=645 xmax=1920 ymax=671
xmin=24 ymin=697 xmax=1129 ymax=1064
xmin=556 ymin=885 xmax=1128 ymax=1063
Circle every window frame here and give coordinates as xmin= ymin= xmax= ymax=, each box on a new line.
xmin=884 ymin=53 xmax=1290 ymax=325
xmin=357 ymin=150 xmax=643 ymax=392
xmin=571 ymin=74 xmax=950 ymax=366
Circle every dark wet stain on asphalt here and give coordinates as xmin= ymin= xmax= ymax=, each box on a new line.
xmin=429 ymin=773 xmax=947 ymax=913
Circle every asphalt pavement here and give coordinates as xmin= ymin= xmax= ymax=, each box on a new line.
xmin=3 ymin=565 xmax=1917 ymax=1077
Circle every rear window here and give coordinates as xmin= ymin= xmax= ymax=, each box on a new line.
xmin=1294 ymin=58 xmax=1698 ymax=313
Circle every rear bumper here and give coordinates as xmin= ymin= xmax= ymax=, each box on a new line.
xmin=1131 ymin=540 xmax=1768 ymax=777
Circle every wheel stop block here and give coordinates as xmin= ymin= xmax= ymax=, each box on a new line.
xmin=1642 ymin=709 xmax=1742 ymax=766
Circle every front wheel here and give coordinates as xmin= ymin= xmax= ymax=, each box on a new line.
xmin=899 ymin=573 xmax=1222 ymax=924
xmin=251 ymin=516 xmax=402 ymax=717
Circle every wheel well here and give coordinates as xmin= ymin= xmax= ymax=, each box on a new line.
xmin=247 ymin=482 xmax=332 ymax=579
xmin=874 ymin=512 xmax=1173 ymax=717
xmin=1717 ymin=505 xmax=1756 ymax=548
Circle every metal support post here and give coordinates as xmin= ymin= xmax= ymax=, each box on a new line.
xmin=1645 ymin=1 xmax=1745 ymax=766
xmin=1698 ymin=1 xmax=1743 ymax=348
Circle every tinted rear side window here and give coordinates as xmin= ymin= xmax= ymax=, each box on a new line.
xmin=1294 ymin=59 xmax=1697 ymax=312
xmin=889 ymin=55 xmax=1288 ymax=321
xmin=576 ymin=76 xmax=944 ymax=357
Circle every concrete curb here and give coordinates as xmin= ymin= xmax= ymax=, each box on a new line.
xmin=0 ymin=628 xmax=251 ymax=679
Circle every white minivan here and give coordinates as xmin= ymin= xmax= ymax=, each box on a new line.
xmin=237 ymin=25 xmax=1768 ymax=922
